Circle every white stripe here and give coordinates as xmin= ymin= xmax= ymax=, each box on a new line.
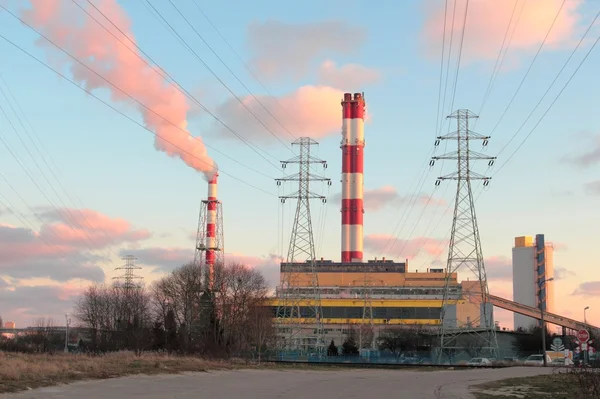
xmin=341 ymin=118 xmax=351 ymax=145
xmin=341 ymin=224 xmax=350 ymax=251
xmin=354 ymin=118 xmax=365 ymax=143
xmin=206 ymin=236 xmax=216 ymax=249
xmin=349 ymin=173 xmax=363 ymax=200
xmin=208 ymin=183 xmax=217 ymax=198
xmin=208 ymin=210 xmax=216 ymax=224
xmin=350 ymin=224 xmax=363 ymax=253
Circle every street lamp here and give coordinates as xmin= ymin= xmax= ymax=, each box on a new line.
xmin=64 ymin=313 xmax=71 ymax=353
xmin=584 ymin=306 xmax=589 ymax=325
xmin=539 ymin=277 xmax=554 ymax=367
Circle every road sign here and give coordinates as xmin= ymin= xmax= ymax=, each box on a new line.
xmin=551 ymin=343 xmax=565 ymax=352
xmin=577 ymin=329 xmax=590 ymax=343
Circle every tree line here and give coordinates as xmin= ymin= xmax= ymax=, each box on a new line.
xmin=0 ymin=262 xmax=275 ymax=358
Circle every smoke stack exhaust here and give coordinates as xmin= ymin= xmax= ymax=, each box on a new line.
xmin=206 ymin=173 xmax=218 ymax=289
xmin=340 ymin=93 xmax=365 ymax=262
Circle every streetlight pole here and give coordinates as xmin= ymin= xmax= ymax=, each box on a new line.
xmin=584 ymin=306 xmax=590 ymax=366
xmin=584 ymin=306 xmax=589 ymax=325
xmin=539 ymin=277 xmax=554 ymax=367
xmin=64 ymin=313 xmax=71 ymax=353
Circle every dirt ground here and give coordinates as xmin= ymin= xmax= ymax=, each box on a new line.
xmin=0 ymin=365 xmax=554 ymax=399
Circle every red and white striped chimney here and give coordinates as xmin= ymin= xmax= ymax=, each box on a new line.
xmin=341 ymin=93 xmax=365 ymax=263
xmin=206 ymin=172 xmax=218 ymax=289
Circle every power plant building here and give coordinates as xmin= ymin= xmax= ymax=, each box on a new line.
xmin=267 ymin=92 xmax=491 ymax=348
xmin=512 ymin=234 xmax=555 ymax=331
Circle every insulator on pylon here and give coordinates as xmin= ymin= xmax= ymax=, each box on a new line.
xmin=323 ymin=163 xmax=328 ymax=169
xmin=483 ymin=140 xmax=489 ymax=146
xmin=435 ymin=139 xmax=440 ymax=146
xmin=488 ymin=160 xmax=495 ymax=167
xmin=483 ymin=179 xmax=490 ymax=186
xmin=281 ymin=198 xmax=286 ymax=203
xmin=435 ymin=180 xmax=441 ymax=186
xmin=429 ymin=160 xmax=435 ymax=166
xmin=276 ymin=181 xmax=281 ymax=186
xmin=327 ymin=180 xmax=332 ymax=186
xmin=281 ymin=162 xmax=286 ymax=168
xmin=322 ymin=198 xmax=327 ymax=204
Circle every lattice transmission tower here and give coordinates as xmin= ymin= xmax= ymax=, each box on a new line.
xmin=113 ymin=254 xmax=143 ymax=294
xmin=352 ymin=272 xmax=382 ymax=350
xmin=275 ymin=137 xmax=331 ymax=354
xmin=431 ymin=109 xmax=498 ymax=363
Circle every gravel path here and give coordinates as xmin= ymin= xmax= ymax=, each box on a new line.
xmin=1 ymin=366 xmax=554 ymax=399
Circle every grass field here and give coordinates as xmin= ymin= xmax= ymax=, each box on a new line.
xmin=0 ymin=351 xmax=237 ymax=393
xmin=472 ymin=372 xmax=588 ymax=399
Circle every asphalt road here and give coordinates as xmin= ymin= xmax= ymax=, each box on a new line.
xmin=2 ymin=366 xmax=554 ymax=399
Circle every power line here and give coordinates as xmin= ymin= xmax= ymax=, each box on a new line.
xmin=0 ymin=32 xmax=277 ymax=198
xmin=190 ymin=0 xmax=305 ymax=134
xmin=144 ymin=0 xmax=294 ymax=153
xmin=488 ymin=0 xmax=567 ymax=136
xmin=71 ymin=0 xmax=282 ymax=172
xmin=493 ymin=29 xmax=600 ymax=175
xmin=167 ymin=0 xmax=297 ymax=141
xmin=495 ymin=7 xmax=600 ymax=160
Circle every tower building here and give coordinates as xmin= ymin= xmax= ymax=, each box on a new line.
xmin=512 ymin=234 xmax=555 ymax=330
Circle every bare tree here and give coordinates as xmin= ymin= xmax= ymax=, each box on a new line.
xmin=215 ymin=263 xmax=269 ymax=355
xmin=246 ymin=305 xmax=275 ymax=361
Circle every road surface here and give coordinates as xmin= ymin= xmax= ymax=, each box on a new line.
xmin=1 ymin=366 xmax=554 ymax=398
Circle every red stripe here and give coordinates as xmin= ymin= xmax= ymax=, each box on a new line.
xmin=341 ymin=251 xmax=352 ymax=262
xmin=342 ymin=100 xmax=352 ymax=119
xmin=209 ymin=173 xmax=218 ymax=184
xmin=354 ymin=146 xmax=364 ymax=174
xmin=207 ymin=223 xmax=215 ymax=236
xmin=208 ymin=200 xmax=217 ymax=211
xmin=342 ymin=145 xmax=363 ymax=173
xmin=342 ymin=145 xmax=352 ymax=173
xmin=206 ymin=251 xmax=215 ymax=264
xmin=341 ymin=199 xmax=351 ymax=224
xmin=348 ymin=199 xmax=363 ymax=225
xmin=350 ymin=251 xmax=363 ymax=260
xmin=353 ymin=93 xmax=365 ymax=119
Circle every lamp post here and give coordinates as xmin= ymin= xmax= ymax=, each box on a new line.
xmin=584 ymin=306 xmax=589 ymax=325
xmin=539 ymin=277 xmax=554 ymax=367
xmin=64 ymin=313 xmax=71 ymax=353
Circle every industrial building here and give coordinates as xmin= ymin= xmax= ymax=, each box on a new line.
xmin=267 ymin=92 xmax=489 ymax=349
xmin=512 ymin=234 xmax=555 ymax=331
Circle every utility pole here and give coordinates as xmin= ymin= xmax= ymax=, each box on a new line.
xmin=431 ymin=109 xmax=499 ymax=363
xmin=275 ymin=137 xmax=331 ymax=355
xmin=64 ymin=313 xmax=70 ymax=353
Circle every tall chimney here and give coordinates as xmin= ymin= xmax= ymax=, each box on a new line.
xmin=340 ymin=93 xmax=365 ymax=263
xmin=206 ymin=172 xmax=218 ymax=289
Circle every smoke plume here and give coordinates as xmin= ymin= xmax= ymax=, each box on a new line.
xmin=20 ymin=0 xmax=217 ymax=180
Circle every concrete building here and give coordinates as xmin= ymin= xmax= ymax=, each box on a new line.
xmin=512 ymin=234 xmax=555 ymax=331
xmin=267 ymin=259 xmax=486 ymax=349
xmin=4 ymin=321 xmax=15 ymax=329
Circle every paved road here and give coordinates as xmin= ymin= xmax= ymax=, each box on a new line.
xmin=2 ymin=366 xmax=554 ymax=399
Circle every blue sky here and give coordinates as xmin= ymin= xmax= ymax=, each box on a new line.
xmin=0 ymin=0 xmax=599 ymax=328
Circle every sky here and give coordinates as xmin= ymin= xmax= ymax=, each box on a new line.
xmin=0 ymin=0 xmax=599 ymax=331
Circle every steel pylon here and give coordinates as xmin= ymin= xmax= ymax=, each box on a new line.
xmin=275 ymin=137 xmax=331 ymax=355
xmin=431 ymin=109 xmax=499 ymax=363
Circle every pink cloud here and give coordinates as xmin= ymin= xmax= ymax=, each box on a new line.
xmin=212 ymin=85 xmax=344 ymax=142
xmin=0 ymin=208 xmax=148 ymax=282
xmin=40 ymin=208 xmax=150 ymax=249
xmin=364 ymin=234 xmax=447 ymax=260
xmin=420 ymin=0 xmax=585 ymax=65
xmin=331 ymin=186 xmax=446 ymax=212
xmin=245 ymin=20 xmax=366 ymax=82
xmin=485 ymin=255 xmax=512 ymax=282
xmin=21 ymin=0 xmax=217 ymax=179
xmin=317 ymin=60 xmax=381 ymax=90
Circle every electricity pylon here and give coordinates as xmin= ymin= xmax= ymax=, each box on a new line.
xmin=275 ymin=137 xmax=331 ymax=355
xmin=431 ymin=109 xmax=499 ymax=363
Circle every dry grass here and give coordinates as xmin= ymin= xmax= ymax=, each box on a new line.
xmin=472 ymin=372 xmax=578 ymax=399
xmin=0 ymin=351 xmax=235 ymax=393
